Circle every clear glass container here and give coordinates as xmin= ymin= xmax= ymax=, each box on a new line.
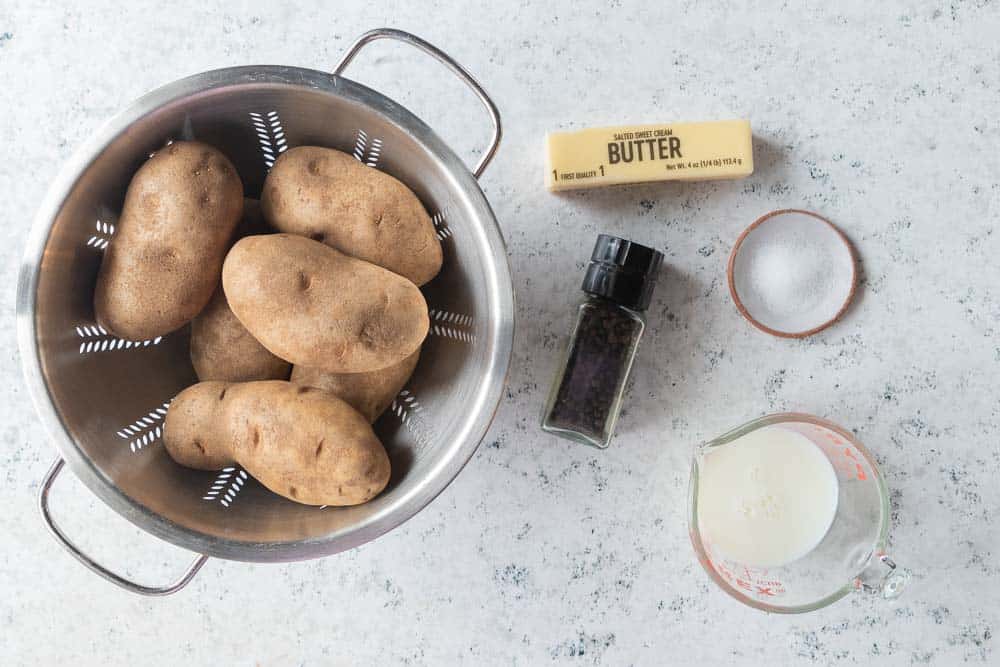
xmin=541 ymin=296 xmax=646 ymax=448
xmin=689 ymin=413 xmax=910 ymax=613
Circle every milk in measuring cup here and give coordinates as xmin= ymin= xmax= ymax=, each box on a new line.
xmin=696 ymin=426 xmax=839 ymax=568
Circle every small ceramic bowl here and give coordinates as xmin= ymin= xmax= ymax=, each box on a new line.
xmin=728 ymin=209 xmax=857 ymax=338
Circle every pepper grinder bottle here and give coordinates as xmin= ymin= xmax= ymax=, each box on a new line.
xmin=542 ymin=234 xmax=663 ymax=448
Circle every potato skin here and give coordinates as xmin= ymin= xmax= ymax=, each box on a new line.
xmin=261 ymin=146 xmax=442 ymax=286
xmin=160 ymin=381 xmax=231 ymax=470
xmin=94 ymin=141 xmax=243 ymax=339
xmin=223 ymin=234 xmax=429 ymax=374
xmin=189 ymin=199 xmax=290 ymax=382
xmin=163 ymin=381 xmax=391 ymax=506
xmin=190 ymin=287 xmax=291 ymax=382
xmin=291 ymin=348 xmax=419 ymax=423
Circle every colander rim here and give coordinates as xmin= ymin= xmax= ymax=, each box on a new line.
xmin=16 ymin=64 xmax=514 ymax=562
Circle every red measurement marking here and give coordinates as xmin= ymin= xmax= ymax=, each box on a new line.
xmin=839 ymin=446 xmax=868 ymax=480
xmin=707 ymin=555 xmax=735 ymax=582
xmin=708 ymin=554 xmax=788 ymax=598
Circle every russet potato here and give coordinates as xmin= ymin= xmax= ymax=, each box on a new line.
xmin=261 ymin=146 xmax=442 ymax=286
xmin=164 ymin=380 xmax=391 ymax=506
xmin=222 ymin=234 xmax=429 ymax=374
xmin=291 ymin=348 xmax=420 ymax=423
xmin=94 ymin=141 xmax=243 ymax=340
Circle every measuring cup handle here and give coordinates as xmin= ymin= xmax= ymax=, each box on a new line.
xmin=857 ymin=553 xmax=911 ymax=600
xmin=39 ymin=458 xmax=209 ymax=596
xmin=332 ymin=28 xmax=502 ymax=179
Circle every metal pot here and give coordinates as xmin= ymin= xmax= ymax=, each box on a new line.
xmin=16 ymin=29 xmax=514 ymax=595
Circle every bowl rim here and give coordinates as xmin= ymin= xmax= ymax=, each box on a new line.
xmin=16 ymin=65 xmax=515 ymax=562
xmin=726 ymin=208 xmax=858 ymax=339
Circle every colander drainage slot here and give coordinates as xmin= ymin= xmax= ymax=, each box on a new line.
xmin=75 ymin=324 xmax=163 ymax=355
xmin=249 ymin=111 xmax=287 ymax=170
xmin=85 ymin=219 xmax=115 ymax=250
xmin=432 ymin=212 xmax=452 ymax=241
xmin=116 ymin=402 xmax=170 ymax=453
xmin=390 ymin=388 xmax=436 ymax=451
xmin=391 ymin=388 xmax=423 ymax=421
xmin=353 ymin=129 xmax=383 ymax=168
xmin=428 ymin=309 xmax=476 ymax=344
xmin=202 ymin=467 xmax=247 ymax=507
xmin=429 ymin=309 xmax=473 ymax=327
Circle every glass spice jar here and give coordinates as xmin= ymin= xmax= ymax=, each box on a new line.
xmin=542 ymin=234 xmax=663 ymax=448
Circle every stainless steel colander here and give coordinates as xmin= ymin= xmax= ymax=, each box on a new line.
xmin=16 ymin=29 xmax=514 ymax=595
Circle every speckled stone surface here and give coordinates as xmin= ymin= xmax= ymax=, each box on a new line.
xmin=2 ymin=1 xmax=998 ymax=664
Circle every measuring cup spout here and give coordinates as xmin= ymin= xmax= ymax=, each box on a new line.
xmin=856 ymin=554 xmax=911 ymax=600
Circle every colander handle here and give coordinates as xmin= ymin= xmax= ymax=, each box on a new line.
xmin=38 ymin=458 xmax=209 ymax=596
xmin=333 ymin=28 xmax=502 ymax=178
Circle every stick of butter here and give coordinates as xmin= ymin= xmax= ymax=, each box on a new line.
xmin=545 ymin=119 xmax=753 ymax=191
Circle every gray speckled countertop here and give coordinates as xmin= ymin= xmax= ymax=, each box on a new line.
xmin=2 ymin=1 xmax=998 ymax=664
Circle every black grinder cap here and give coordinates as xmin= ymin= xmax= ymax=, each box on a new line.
xmin=581 ymin=234 xmax=664 ymax=311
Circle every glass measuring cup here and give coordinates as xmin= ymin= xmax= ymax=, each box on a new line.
xmin=689 ymin=413 xmax=910 ymax=613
